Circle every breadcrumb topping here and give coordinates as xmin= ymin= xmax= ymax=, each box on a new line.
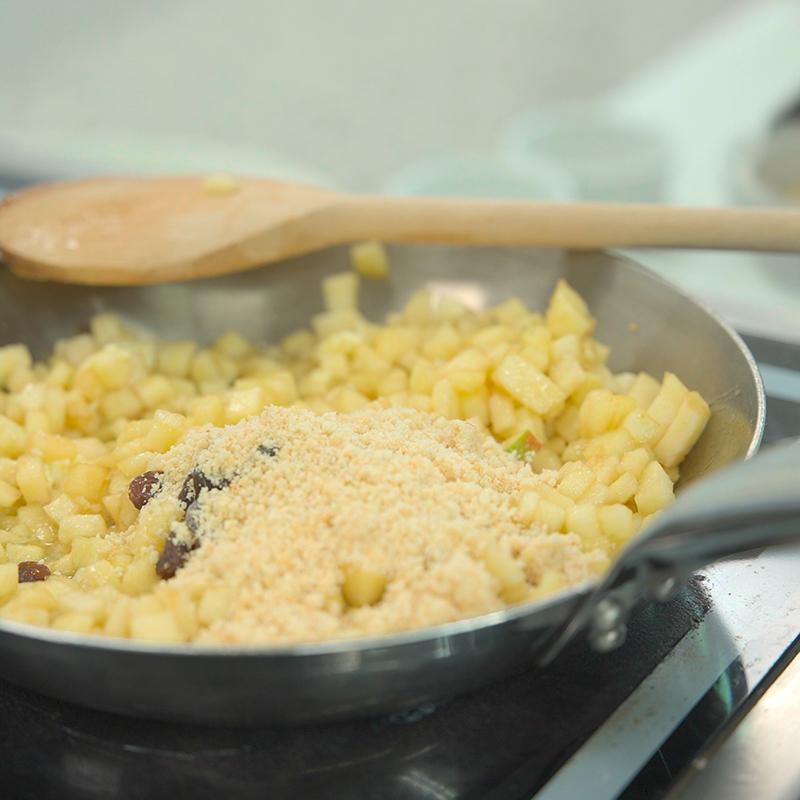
xmin=143 ymin=406 xmax=606 ymax=644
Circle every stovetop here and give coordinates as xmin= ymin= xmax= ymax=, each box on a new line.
xmin=0 ymin=333 xmax=798 ymax=800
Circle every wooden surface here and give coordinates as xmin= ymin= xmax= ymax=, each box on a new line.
xmin=3 ymin=176 xmax=800 ymax=285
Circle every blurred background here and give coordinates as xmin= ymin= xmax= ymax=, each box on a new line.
xmin=2 ymin=0 xmax=800 ymax=337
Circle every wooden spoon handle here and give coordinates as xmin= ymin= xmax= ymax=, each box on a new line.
xmin=328 ymin=197 xmax=800 ymax=252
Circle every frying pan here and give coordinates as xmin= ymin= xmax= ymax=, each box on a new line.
xmin=0 ymin=245 xmax=765 ymax=725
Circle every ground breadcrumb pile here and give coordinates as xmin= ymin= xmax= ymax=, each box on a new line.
xmin=143 ymin=406 xmax=606 ymax=644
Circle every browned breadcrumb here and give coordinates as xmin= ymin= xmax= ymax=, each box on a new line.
xmin=135 ymin=405 xmax=607 ymax=644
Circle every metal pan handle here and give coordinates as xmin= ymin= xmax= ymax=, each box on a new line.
xmin=539 ymin=437 xmax=800 ymax=665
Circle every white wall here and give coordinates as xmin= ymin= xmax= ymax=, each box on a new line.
xmin=0 ymin=0 xmax=739 ymax=189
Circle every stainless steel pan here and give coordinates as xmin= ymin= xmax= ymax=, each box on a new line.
xmin=0 ymin=245 xmax=765 ymax=725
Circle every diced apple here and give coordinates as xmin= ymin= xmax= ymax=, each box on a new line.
xmin=493 ymin=354 xmax=565 ymax=415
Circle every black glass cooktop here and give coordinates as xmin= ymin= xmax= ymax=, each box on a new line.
xmin=0 ymin=333 xmax=798 ymax=800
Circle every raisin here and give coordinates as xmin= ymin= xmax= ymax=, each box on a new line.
xmin=18 ymin=562 xmax=51 ymax=583
xmin=156 ymin=528 xmax=201 ymax=580
xmin=128 ymin=471 xmax=163 ymax=510
xmin=257 ymin=444 xmax=280 ymax=458
xmin=185 ymin=502 xmax=202 ymax=534
xmin=178 ymin=468 xmax=229 ymax=508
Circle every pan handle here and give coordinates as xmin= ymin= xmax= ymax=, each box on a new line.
xmin=538 ymin=437 xmax=800 ymax=665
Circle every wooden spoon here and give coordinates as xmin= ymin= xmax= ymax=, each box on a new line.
xmin=2 ymin=175 xmax=800 ymax=286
